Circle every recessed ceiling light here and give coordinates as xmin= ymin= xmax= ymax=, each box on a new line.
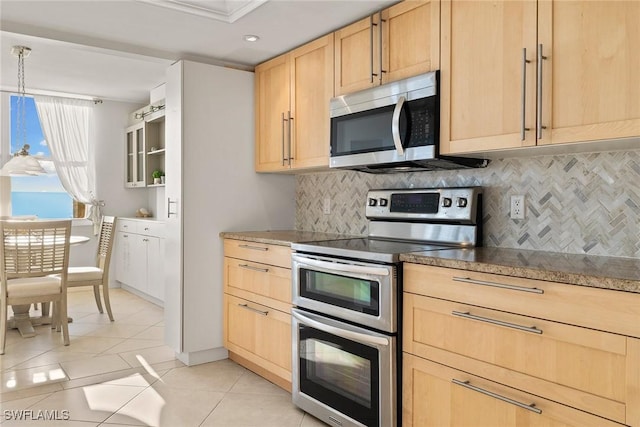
xmin=243 ymin=34 xmax=260 ymax=42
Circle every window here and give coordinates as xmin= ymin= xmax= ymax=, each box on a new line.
xmin=7 ymin=95 xmax=85 ymax=219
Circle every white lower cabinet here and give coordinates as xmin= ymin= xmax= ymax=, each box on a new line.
xmin=115 ymin=218 xmax=165 ymax=305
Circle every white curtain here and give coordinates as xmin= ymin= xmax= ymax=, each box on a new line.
xmin=34 ymin=95 xmax=102 ymax=234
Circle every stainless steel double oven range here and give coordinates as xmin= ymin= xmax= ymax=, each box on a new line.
xmin=291 ymin=187 xmax=483 ymax=427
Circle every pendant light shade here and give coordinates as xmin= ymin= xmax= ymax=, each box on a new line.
xmin=1 ymin=144 xmax=46 ymax=176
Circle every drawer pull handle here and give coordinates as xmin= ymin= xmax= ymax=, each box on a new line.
xmin=452 ymin=311 xmax=542 ymax=335
xmin=452 ymin=379 xmax=542 ymax=414
xmin=239 ymin=244 xmax=269 ymax=251
xmin=238 ymin=303 xmax=268 ymax=316
xmin=239 ymin=264 xmax=269 ymax=273
xmin=452 ymin=276 xmax=544 ymax=294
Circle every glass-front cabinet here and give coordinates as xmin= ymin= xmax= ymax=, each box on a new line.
xmin=124 ymin=105 xmax=165 ymax=189
xmin=125 ymin=122 xmax=146 ymax=188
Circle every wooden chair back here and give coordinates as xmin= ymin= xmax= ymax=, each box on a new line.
xmin=0 ymin=220 xmax=72 ymax=281
xmin=95 ymin=216 xmax=117 ymax=271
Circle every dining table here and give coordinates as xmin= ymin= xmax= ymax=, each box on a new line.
xmin=6 ymin=235 xmax=91 ymax=338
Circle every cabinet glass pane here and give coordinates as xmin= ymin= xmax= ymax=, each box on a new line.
xmin=127 ymin=132 xmax=134 ymax=182
xmin=136 ymin=128 xmax=144 ymax=182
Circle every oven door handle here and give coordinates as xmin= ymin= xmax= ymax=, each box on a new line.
xmin=292 ymin=309 xmax=390 ymax=347
xmin=293 ymin=255 xmax=390 ymax=277
xmin=391 ymin=95 xmax=406 ymax=156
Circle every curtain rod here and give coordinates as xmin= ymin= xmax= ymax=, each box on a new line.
xmin=0 ymin=89 xmax=103 ymax=104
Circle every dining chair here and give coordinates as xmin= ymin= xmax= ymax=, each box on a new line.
xmin=63 ymin=216 xmax=117 ymax=321
xmin=0 ymin=219 xmax=72 ymax=354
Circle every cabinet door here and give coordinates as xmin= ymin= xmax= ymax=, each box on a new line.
xmin=127 ymin=234 xmax=148 ymax=294
xmin=440 ymin=0 xmax=538 ymax=154
xmin=381 ymin=0 xmax=440 ymax=84
xmin=114 ymin=231 xmax=132 ymax=284
xmin=224 ymin=294 xmax=292 ymax=382
xmin=255 ymin=54 xmax=291 ymax=172
xmin=146 ymin=236 xmax=164 ymax=301
xmin=125 ymin=122 xmax=146 ymax=188
xmin=334 ymin=16 xmax=379 ymax=96
xmin=289 ymin=34 xmax=333 ymax=170
xmin=403 ymin=353 xmax=622 ymax=427
xmin=538 ymin=1 xmax=640 ymax=145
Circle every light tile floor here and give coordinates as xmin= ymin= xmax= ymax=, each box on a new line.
xmin=1 ymin=288 xmax=327 ymax=427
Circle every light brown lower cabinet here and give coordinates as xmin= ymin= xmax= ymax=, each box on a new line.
xmin=224 ymin=294 xmax=291 ymax=390
xmin=222 ymin=239 xmax=292 ymax=391
xmin=403 ymin=263 xmax=640 ymax=427
xmin=403 ymin=353 xmax=624 ymax=427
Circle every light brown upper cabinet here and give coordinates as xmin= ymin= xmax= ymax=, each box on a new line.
xmin=334 ymin=0 xmax=440 ymax=96
xmin=255 ymin=34 xmax=334 ymax=172
xmin=440 ymin=0 xmax=640 ymax=155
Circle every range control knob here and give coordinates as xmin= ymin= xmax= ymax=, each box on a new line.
xmin=379 ymin=198 xmax=388 ymax=207
xmin=442 ymin=197 xmax=452 ymax=208
xmin=456 ymin=197 xmax=468 ymax=208
xmin=368 ymin=198 xmax=378 ymax=207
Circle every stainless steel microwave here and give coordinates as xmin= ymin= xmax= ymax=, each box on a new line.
xmin=329 ymin=71 xmax=488 ymax=173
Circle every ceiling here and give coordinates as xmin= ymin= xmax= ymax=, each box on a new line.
xmin=0 ymin=0 xmax=396 ymax=103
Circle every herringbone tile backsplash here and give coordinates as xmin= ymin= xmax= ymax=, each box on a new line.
xmin=296 ymin=150 xmax=640 ymax=258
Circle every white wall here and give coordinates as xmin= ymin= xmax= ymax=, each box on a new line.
xmin=92 ymin=100 xmax=148 ymax=218
xmin=69 ymin=100 xmax=147 ymax=271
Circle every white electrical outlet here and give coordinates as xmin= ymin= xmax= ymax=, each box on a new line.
xmin=323 ymin=197 xmax=331 ymax=215
xmin=510 ymin=195 xmax=525 ymax=219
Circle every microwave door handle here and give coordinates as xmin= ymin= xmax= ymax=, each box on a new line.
xmin=292 ymin=309 xmax=390 ymax=347
xmin=294 ymin=255 xmax=390 ymax=276
xmin=391 ymin=95 xmax=406 ymax=156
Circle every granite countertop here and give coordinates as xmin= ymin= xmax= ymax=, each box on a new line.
xmin=220 ymin=230 xmax=640 ymax=294
xmin=219 ymin=230 xmax=359 ymax=246
xmin=401 ymin=247 xmax=640 ymax=294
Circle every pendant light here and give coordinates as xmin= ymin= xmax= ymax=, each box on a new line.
xmin=1 ymin=46 xmax=46 ymax=176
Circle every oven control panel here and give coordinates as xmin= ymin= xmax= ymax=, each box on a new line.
xmin=366 ymin=187 xmax=482 ymax=223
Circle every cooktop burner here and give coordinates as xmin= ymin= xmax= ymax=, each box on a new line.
xmin=291 ymin=238 xmax=455 ymax=263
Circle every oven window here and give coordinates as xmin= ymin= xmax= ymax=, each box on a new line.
xmin=300 ymin=268 xmax=380 ymax=316
xmin=299 ymin=326 xmax=379 ymax=427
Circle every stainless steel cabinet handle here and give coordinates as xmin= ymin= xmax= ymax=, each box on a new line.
xmin=537 ymin=43 xmax=547 ymax=139
xmin=288 ymin=110 xmax=294 ymax=161
xmin=452 ymin=311 xmax=542 ymax=335
xmin=292 ymin=309 xmax=389 ymax=347
xmin=452 ymin=379 xmax=542 ymax=414
xmin=391 ymin=96 xmax=406 ymax=156
xmin=238 ymin=303 xmax=268 ymax=316
xmin=521 ymin=48 xmax=531 ymax=141
xmin=370 ymin=15 xmax=377 ymax=82
xmin=379 ymin=11 xmax=385 ymax=81
xmin=452 ymin=276 xmax=544 ymax=294
xmin=239 ymin=264 xmax=269 ymax=273
xmin=239 ymin=244 xmax=268 ymax=251
xmin=167 ymin=198 xmax=178 ymax=218
xmin=293 ymin=254 xmax=390 ymax=276
xmin=281 ymin=112 xmax=288 ymax=166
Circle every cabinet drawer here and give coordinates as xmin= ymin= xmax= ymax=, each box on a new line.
xmin=224 ymin=294 xmax=291 ymax=382
xmin=224 ymin=239 xmax=291 ymax=269
xmin=117 ymin=220 xmax=137 ymax=233
xmin=136 ymin=221 xmax=164 ymax=237
xmin=404 ymin=293 xmax=629 ymax=423
xmin=403 ymin=353 xmax=624 ymax=427
xmin=404 ymin=263 xmax=640 ymax=338
xmin=224 ymin=257 xmax=291 ymax=313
